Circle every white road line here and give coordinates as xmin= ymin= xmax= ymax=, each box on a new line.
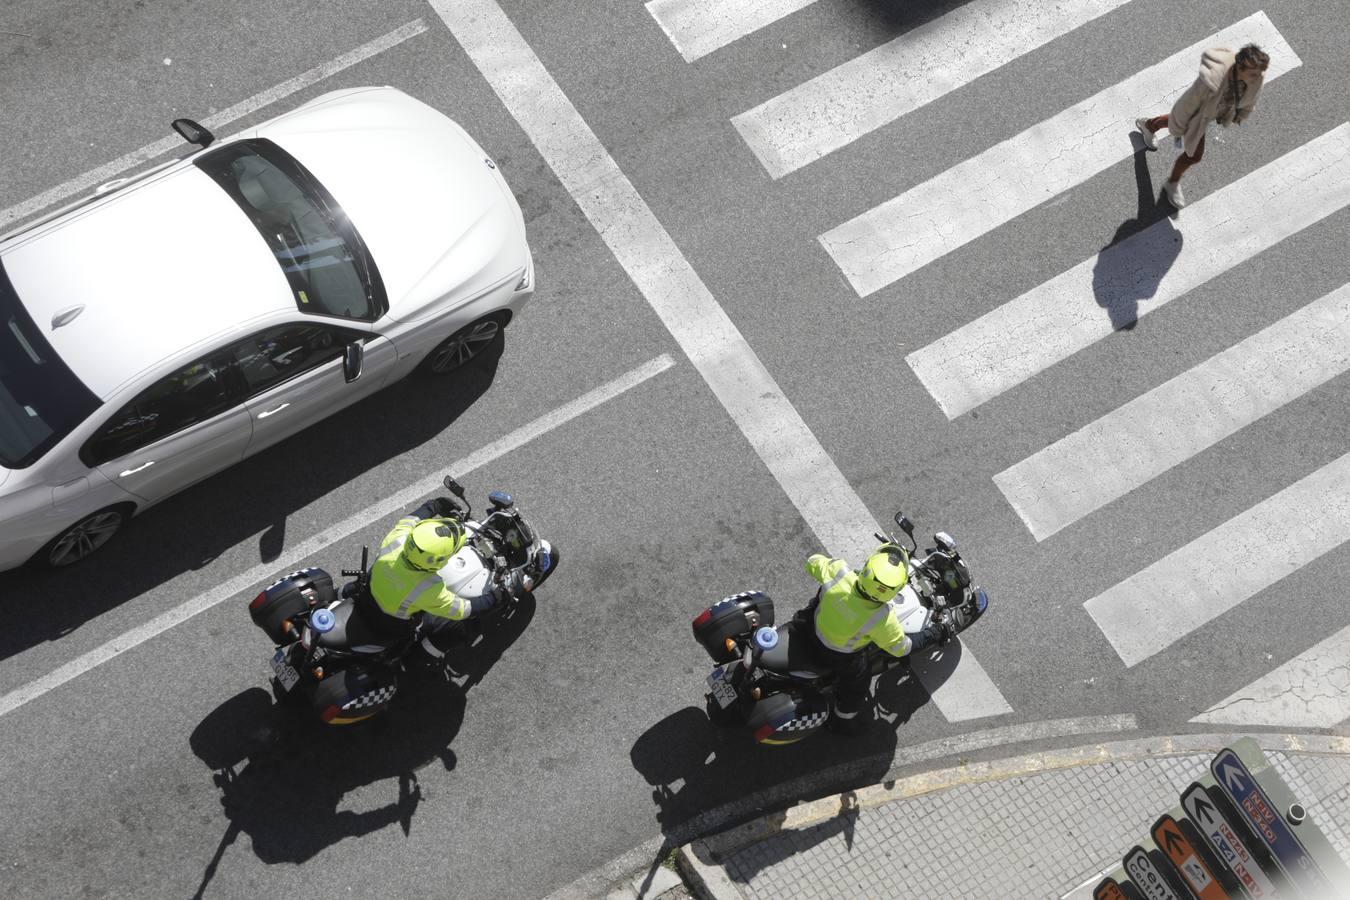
xmin=734 ymin=0 xmax=1134 ymax=179
xmin=995 ymin=281 xmax=1350 ymax=541
xmin=431 ymin=0 xmax=1011 ymax=723
xmin=0 ymin=355 xmax=675 ymax=720
xmin=1084 ymin=450 xmax=1350 ymax=669
xmin=908 ymin=122 xmax=1350 ymax=420
xmin=819 ymin=12 xmax=1299 ymax=296
xmin=0 ymin=19 xmax=428 ymax=233
xmin=1191 ymin=627 xmax=1350 ymax=728
xmin=645 ymin=0 xmax=820 ymax=64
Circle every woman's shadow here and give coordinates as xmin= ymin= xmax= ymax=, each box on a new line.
xmin=1092 ymin=143 xmax=1184 ymax=330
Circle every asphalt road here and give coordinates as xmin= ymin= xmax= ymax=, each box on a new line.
xmin=2 ymin=1 xmax=1349 ymax=898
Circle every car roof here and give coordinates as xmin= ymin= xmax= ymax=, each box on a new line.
xmin=0 ymin=165 xmax=293 ymax=400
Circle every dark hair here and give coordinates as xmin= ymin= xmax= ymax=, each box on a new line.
xmin=1236 ymin=44 xmax=1270 ymax=71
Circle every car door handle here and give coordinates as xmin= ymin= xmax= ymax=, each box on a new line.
xmin=257 ymin=402 xmax=291 ymax=419
xmin=119 ymin=461 xmax=155 ymax=477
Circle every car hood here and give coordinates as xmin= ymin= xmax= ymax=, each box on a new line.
xmin=254 ymin=88 xmax=527 ymax=323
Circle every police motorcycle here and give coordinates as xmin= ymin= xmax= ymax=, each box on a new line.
xmin=691 ymin=512 xmax=988 ymax=745
xmin=247 ymin=476 xmax=558 ymax=725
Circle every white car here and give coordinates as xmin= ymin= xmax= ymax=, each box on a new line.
xmin=0 ymin=87 xmax=533 ymax=570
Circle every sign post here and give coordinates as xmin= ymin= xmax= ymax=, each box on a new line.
xmin=1211 ymin=748 xmax=1331 ymax=896
xmin=1094 ymin=875 xmax=1145 ymax=900
xmin=1181 ymin=782 xmax=1280 ymax=899
xmin=1151 ymin=813 xmax=1234 ymax=899
xmin=1124 ymin=845 xmax=1184 ymax=900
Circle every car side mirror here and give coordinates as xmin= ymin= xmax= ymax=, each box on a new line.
xmin=171 ymin=118 xmax=214 ymax=148
xmin=342 ymin=341 xmax=363 ymax=383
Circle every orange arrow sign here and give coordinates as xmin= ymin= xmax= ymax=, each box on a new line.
xmin=1152 ymin=814 xmax=1230 ymax=900
xmin=1093 ymin=878 xmax=1128 ymax=900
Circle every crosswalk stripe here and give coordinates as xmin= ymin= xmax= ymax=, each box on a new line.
xmin=1084 ymin=450 xmax=1350 ymax=668
xmin=819 ymin=11 xmax=1300 ymax=297
xmin=907 ymin=122 xmax=1350 ymax=420
xmin=995 ymin=281 xmax=1350 ymax=541
xmin=733 ymin=0 xmax=1135 ymax=179
xmin=434 ymin=0 xmax=1012 ymax=723
xmin=1190 ymin=625 xmax=1350 ymax=728
xmin=646 ymin=0 xmax=820 ymax=63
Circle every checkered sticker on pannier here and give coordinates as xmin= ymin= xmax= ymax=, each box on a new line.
xmin=775 ymin=709 xmax=829 ymax=732
xmin=341 ymin=683 xmax=397 ymax=711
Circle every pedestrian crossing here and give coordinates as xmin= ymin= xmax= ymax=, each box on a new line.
xmin=646 ymin=0 xmax=821 ymax=63
xmin=910 ymin=123 xmax=1350 ymax=423
xmin=646 ymin=1 xmax=1350 ymax=725
xmin=733 ymin=0 xmax=1135 ymax=179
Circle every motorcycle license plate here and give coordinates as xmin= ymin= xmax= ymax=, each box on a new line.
xmin=270 ymin=648 xmax=301 ymax=692
xmin=706 ymin=668 xmax=739 ymax=709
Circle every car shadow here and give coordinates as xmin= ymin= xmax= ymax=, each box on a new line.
xmin=1092 ymin=146 xmax=1182 ymax=330
xmin=0 ymin=335 xmax=505 ymax=664
xmin=187 ymin=596 xmax=532 ymax=898
xmin=844 ymin=0 xmax=973 ymax=32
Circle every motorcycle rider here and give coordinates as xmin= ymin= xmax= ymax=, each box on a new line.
xmin=365 ymin=498 xmax=526 ymax=665
xmin=806 ymin=544 xmax=955 ymax=734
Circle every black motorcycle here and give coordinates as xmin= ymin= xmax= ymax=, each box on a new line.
xmin=247 ymin=476 xmax=558 ymax=724
xmin=691 ymin=512 xmax=988 ymax=745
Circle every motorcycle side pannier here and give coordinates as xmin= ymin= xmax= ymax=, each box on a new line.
xmin=746 ymin=693 xmax=829 ymax=745
xmin=248 ymin=567 xmax=336 ymax=643
xmin=692 ymin=591 xmax=776 ymax=663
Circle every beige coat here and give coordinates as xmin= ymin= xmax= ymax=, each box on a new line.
xmin=1168 ymin=48 xmax=1264 ymax=155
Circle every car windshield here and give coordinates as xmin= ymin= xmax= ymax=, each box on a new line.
xmin=195 ymin=139 xmax=385 ymax=321
xmin=0 ymin=261 xmax=101 ymax=468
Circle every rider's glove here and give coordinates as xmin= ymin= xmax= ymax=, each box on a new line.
xmin=412 ymin=497 xmax=459 ymax=520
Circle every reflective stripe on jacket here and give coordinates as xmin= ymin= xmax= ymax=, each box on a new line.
xmin=369 ymin=515 xmax=472 ymax=621
xmin=806 ymin=553 xmax=912 ymax=658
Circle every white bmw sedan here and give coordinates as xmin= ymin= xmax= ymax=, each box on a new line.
xmin=0 ymin=87 xmax=533 ymax=570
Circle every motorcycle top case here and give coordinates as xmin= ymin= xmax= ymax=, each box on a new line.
xmin=249 ymin=567 xmax=336 ymax=643
xmin=692 ymin=591 xmax=776 ymax=663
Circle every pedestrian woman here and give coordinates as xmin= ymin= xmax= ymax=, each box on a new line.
xmin=1135 ymin=43 xmax=1270 ymax=208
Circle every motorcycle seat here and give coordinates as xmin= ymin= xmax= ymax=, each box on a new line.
xmin=316 ymin=602 xmax=403 ymax=654
xmin=757 ymin=620 xmax=826 ymax=682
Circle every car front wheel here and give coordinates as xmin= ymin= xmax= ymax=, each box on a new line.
xmin=36 ymin=507 xmax=128 ymax=568
xmin=419 ymin=313 xmax=506 ymax=375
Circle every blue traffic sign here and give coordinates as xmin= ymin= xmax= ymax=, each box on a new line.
xmin=1211 ymin=749 xmax=1330 ymax=895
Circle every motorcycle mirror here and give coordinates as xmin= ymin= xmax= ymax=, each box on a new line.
xmin=895 ymin=513 xmax=914 ymax=536
xmin=934 ymin=531 xmax=957 ymax=553
xmin=443 ymin=476 xmax=467 ymax=498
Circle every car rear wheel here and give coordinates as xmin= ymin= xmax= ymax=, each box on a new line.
xmin=36 ymin=507 xmax=129 ymax=568
xmin=419 ymin=313 xmax=506 ymax=375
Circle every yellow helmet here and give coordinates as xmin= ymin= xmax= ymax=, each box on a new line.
xmin=402 ymin=520 xmax=465 ymax=571
xmin=855 ymin=544 xmax=909 ymax=604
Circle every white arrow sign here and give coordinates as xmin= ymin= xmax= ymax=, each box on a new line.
xmin=1182 ymin=784 xmax=1280 ymax=899
xmin=1218 ymin=760 xmax=1250 ymax=794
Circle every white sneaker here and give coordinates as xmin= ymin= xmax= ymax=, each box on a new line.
xmin=1164 ymin=180 xmax=1187 ymax=209
xmin=1135 ymin=117 xmax=1158 ymax=151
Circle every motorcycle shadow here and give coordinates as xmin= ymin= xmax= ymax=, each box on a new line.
xmin=186 ymin=596 xmax=535 ymax=897
xmin=189 ymin=678 xmax=462 ymax=889
xmin=629 ymin=701 xmax=904 ymax=845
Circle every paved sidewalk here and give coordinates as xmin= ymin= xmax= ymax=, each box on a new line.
xmin=677 ymin=733 xmax=1350 ymax=900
